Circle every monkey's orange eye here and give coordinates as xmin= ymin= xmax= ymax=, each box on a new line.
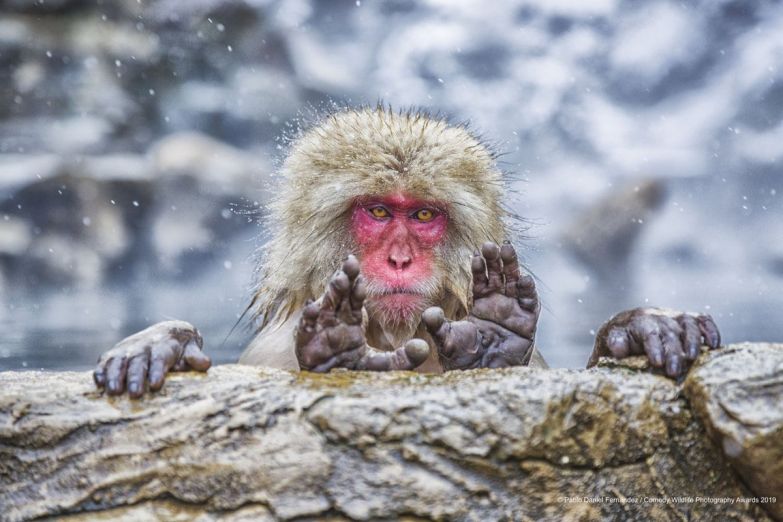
xmin=415 ymin=209 xmax=435 ymax=222
xmin=370 ymin=207 xmax=390 ymax=219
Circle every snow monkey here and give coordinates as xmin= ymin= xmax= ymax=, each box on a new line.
xmin=93 ymin=107 xmax=722 ymax=398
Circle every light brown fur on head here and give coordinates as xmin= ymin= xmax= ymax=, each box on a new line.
xmin=253 ymin=106 xmax=509 ymax=331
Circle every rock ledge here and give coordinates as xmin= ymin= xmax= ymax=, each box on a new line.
xmin=1 ymin=343 xmax=781 ymax=521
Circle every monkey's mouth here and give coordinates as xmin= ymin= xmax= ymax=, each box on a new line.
xmin=370 ymin=286 xmax=431 ymax=306
xmin=369 ymin=290 xmax=429 ymax=315
xmin=366 ymin=291 xmax=430 ymax=327
xmin=363 ymin=280 xmax=438 ymax=323
xmin=373 ymin=287 xmax=424 ymax=296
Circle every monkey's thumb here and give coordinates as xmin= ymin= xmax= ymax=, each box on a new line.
xmin=184 ymin=339 xmax=212 ymax=372
xmin=404 ymin=339 xmax=431 ymax=368
xmin=422 ymin=307 xmax=446 ymax=333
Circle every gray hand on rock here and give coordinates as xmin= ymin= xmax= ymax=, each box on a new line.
xmin=423 ymin=241 xmax=540 ymax=370
xmin=295 ymin=256 xmax=431 ymax=372
xmin=93 ymin=320 xmax=211 ymax=398
xmin=589 ymin=307 xmax=721 ymax=378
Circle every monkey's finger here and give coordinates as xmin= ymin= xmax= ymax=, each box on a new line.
xmin=500 ymin=241 xmax=521 ymax=295
xmin=184 ymin=339 xmax=212 ymax=371
xmin=342 ymin=255 xmax=360 ymax=281
xmin=339 ymin=275 xmax=366 ymax=325
xmin=696 ymin=314 xmax=721 ymax=349
xmin=661 ymin=330 xmax=685 ymax=377
xmin=471 ymin=250 xmax=489 ymax=294
xmin=105 ymin=355 xmax=129 ymax=395
xmin=126 ymin=351 xmax=151 ymax=399
xmin=296 ymin=301 xmax=320 ymax=347
xmin=93 ymin=360 xmax=107 ymax=388
xmin=356 ymin=339 xmax=431 ymax=371
xmin=605 ymin=327 xmax=631 ymax=359
xmin=337 ymin=272 xmax=367 ymax=325
xmin=644 ymin=334 xmax=665 ymax=369
xmin=321 ymin=271 xmax=350 ymax=317
xmin=302 ymin=300 xmax=319 ymax=323
xmin=350 ymin=275 xmax=367 ymax=311
xmin=148 ymin=341 xmax=179 ymax=392
xmin=678 ymin=315 xmax=702 ymax=360
xmin=481 ymin=242 xmax=504 ymax=291
xmin=297 ymin=304 xmax=325 ymax=361
xmin=629 ymin=318 xmax=664 ymax=368
xmin=516 ymin=275 xmax=538 ymax=312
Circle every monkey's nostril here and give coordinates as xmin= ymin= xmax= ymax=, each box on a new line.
xmin=388 ymin=255 xmax=412 ymax=270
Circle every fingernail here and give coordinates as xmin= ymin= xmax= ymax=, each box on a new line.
xmin=128 ymin=382 xmax=140 ymax=395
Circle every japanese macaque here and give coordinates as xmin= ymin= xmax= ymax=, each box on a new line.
xmin=93 ymin=107 xmax=721 ymax=398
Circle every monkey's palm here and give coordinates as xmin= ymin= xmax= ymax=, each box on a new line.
xmin=295 ymin=256 xmax=431 ymax=372
xmin=424 ymin=242 xmax=540 ymax=370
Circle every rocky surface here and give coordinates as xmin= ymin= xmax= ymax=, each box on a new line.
xmin=0 ymin=343 xmax=780 ymax=521
xmin=685 ymin=343 xmax=783 ymax=520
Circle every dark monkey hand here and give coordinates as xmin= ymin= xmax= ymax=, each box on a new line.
xmin=295 ymin=255 xmax=431 ymax=372
xmin=423 ymin=241 xmax=540 ymax=370
xmin=589 ymin=307 xmax=721 ymax=378
xmin=93 ymin=321 xmax=211 ymax=398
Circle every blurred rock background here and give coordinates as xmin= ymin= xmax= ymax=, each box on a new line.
xmin=0 ymin=0 xmax=781 ymax=370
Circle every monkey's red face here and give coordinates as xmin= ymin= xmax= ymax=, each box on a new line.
xmin=351 ymin=193 xmax=448 ymax=327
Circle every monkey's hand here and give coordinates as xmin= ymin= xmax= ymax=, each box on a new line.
xmin=588 ymin=307 xmax=721 ymax=378
xmin=295 ymin=255 xmax=431 ymax=372
xmin=423 ymin=241 xmax=540 ymax=370
xmin=93 ymin=320 xmax=211 ymax=398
